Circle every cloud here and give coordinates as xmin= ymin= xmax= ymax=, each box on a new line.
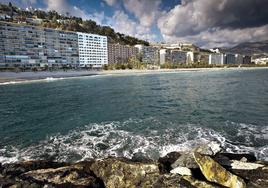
xmin=44 ymin=0 xmax=104 ymax=24
xmin=103 ymin=0 xmax=117 ymax=6
xmin=123 ymin=0 xmax=161 ymax=27
xmin=106 ymin=10 xmax=157 ymax=41
xmin=157 ymin=0 xmax=268 ymax=47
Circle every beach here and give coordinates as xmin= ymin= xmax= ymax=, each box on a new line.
xmin=1 ymin=67 xmax=267 ymax=85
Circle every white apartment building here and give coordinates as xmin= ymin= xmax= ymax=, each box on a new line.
xmin=77 ymin=32 xmax=108 ymax=68
xmin=209 ymin=53 xmax=225 ymax=65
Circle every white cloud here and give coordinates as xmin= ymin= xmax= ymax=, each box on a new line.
xmin=162 ymin=24 xmax=268 ymax=48
xmin=157 ymin=0 xmax=268 ymax=47
xmin=123 ymin=0 xmax=161 ymax=27
xmin=103 ymin=0 xmax=117 ymax=6
xmin=106 ymin=10 xmax=157 ymax=41
xmin=44 ymin=0 xmax=104 ymax=24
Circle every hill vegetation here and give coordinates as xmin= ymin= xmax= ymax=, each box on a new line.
xmin=0 ymin=2 xmax=149 ymax=46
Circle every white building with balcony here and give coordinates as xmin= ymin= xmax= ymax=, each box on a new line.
xmin=77 ymin=32 xmax=108 ymax=68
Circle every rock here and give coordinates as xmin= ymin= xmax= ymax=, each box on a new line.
xmin=2 ymin=160 xmax=68 ymax=176
xmin=218 ymin=153 xmax=256 ymax=162
xmin=183 ymin=176 xmax=222 ymax=188
xmin=229 ymin=166 xmax=268 ymax=187
xmin=132 ymin=152 xmax=153 ymax=163
xmin=158 ymin=152 xmax=181 ymax=173
xmin=90 ymin=157 xmax=160 ymax=188
xmin=230 ymin=160 xmax=264 ymax=170
xmin=152 ymin=174 xmax=195 ymax=188
xmin=195 ymin=141 xmax=221 ymax=156
xmin=23 ymin=165 xmax=104 ymax=188
xmin=0 ymin=173 xmax=43 ymax=188
xmin=170 ymin=166 xmax=192 ymax=176
xmin=213 ymin=154 xmax=232 ymax=167
xmin=171 ymin=152 xmax=199 ymax=169
xmin=193 ymin=152 xmax=246 ymax=188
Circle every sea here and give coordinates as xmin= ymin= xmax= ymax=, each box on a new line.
xmin=0 ymin=68 xmax=267 ymax=163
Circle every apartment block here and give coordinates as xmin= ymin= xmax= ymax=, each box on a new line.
xmin=108 ymin=43 xmax=138 ymax=64
xmin=225 ymin=54 xmax=236 ymax=64
xmin=186 ymin=52 xmax=200 ymax=64
xmin=159 ymin=49 xmax=171 ymax=64
xmin=77 ymin=32 xmax=108 ymax=68
xmin=0 ymin=21 xmax=79 ymax=68
xmin=235 ymin=54 xmax=244 ymax=64
xmin=135 ymin=45 xmax=159 ymax=64
xmin=209 ymin=53 xmax=225 ymax=65
xmin=171 ymin=50 xmax=187 ymax=64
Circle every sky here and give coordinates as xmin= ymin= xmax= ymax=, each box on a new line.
xmin=2 ymin=0 xmax=268 ymax=48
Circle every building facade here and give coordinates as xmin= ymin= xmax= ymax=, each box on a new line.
xmin=209 ymin=53 xmax=225 ymax=65
xmin=0 ymin=21 xmax=79 ymax=68
xmin=243 ymin=56 xmax=252 ymax=64
xmin=77 ymin=32 xmax=108 ymax=68
xmin=135 ymin=45 xmax=159 ymax=64
xmin=235 ymin=54 xmax=244 ymax=64
xmin=108 ymin=43 xmax=138 ymax=64
xmin=159 ymin=49 xmax=171 ymax=65
xmin=225 ymin=54 xmax=236 ymax=64
xmin=171 ymin=50 xmax=187 ymax=64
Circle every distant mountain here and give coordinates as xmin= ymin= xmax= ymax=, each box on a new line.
xmin=223 ymin=40 xmax=268 ymax=55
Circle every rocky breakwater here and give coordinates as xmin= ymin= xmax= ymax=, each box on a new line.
xmin=0 ymin=142 xmax=267 ymax=188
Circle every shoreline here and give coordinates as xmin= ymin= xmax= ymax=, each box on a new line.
xmin=0 ymin=67 xmax=268 ymax=85
xmin=0 ymin=142 xmax=267 ymax=187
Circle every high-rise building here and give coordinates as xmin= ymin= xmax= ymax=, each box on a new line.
xmin=159 ymin=49 xmax=171 ymax=64
xmin=225 ymin=54 xmax=236 ymax=64
xmin=209 ymin=53 xmax=225 ymax=65
xmin=186 ymin=52 xmax=199 ymax=64
xmin=108 ymin=43 xmax=138 ymax=64
xmin=0 ymin=21 xmax=79 ymax=68
xmin=135 ymin=45 xmax=159 ymax=64
xmin=235 ymin=54 xmax=244 ymax=64
xmin=77 ymin=32 xmax=108 ymax=68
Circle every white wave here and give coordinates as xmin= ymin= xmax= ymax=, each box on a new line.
xmin=0 ymin=80 xmax=27 ymax=85
xmin=0 ymin=119 xmax=267 ymax=164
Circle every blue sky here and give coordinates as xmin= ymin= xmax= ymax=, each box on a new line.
xmin=2 ymin=0 xmax=268 ymax=48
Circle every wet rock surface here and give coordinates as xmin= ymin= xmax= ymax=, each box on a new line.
xmin=0 ymin=144 xmax=267 ymax=188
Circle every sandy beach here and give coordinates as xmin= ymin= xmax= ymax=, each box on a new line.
xmin=0 ymin=67 xmax=267 ymax=85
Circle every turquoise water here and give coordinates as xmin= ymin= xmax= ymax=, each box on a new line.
xmin=0 ymin=69 xmax=268 ymax=163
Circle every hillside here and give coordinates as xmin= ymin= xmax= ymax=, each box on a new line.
xmin=224 ymin=40 xmax=268 ymax=55
xmin=0 ymin=3 xmax=149 ymax=46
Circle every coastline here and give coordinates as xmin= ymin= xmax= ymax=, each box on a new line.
xmin=0 ymin=142 xmax=267 ymax=187
xmin=0 ymin=67 xmax=268 ymax=85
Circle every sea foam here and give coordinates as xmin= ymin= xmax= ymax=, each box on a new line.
xmin=0 ymin=119 xmax=267 ymax=164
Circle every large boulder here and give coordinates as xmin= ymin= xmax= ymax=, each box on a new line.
xmin=193 ymin=152 xmax=246 ymax=188
xmin=90 ymin=157 xmax=160 ymax=188
xmin=152 ymin=174 xmax=194 ymax=188
xmin=230 ymin=166 xmax=268 ymax=187
xmin=217 ymin=153 xmax=256 ymax=162
xmin=1 ymin=160 xmax=68 ymax=176
xmin=23 ymin=165 xmax=104 ymax=188
xmin=195 ymin=142 xmax=221 ymax=156
xmin=171 ymin=152 xmax=199 ymax=169
xmin=183 ymin=176 xmax=222 ymax=188
xmin=230 ymin=160 xmax=264 ymax=170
